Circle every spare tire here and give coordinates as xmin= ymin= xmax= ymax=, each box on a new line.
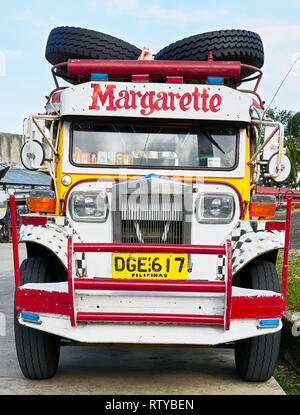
xmin=155 ymin=29 xmax=264 ymax=79
xmin=46 ymin=26 xmax=142 ymax=83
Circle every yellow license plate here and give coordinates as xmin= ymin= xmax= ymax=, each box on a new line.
xmin=112 ymin=253 xmax=188 ymax=280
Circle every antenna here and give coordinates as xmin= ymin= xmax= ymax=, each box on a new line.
xmin=263 ymin=55 xmax=300 ymax=117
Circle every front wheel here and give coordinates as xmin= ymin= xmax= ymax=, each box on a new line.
xmin=234 ymin=260 xmax=282 ymax=382
xmin=14 ymin=257 xmax=61 ymax=379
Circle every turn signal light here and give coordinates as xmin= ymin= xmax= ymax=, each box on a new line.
xmin=249 ymin=194 xmax=276 ymax=218
xmin=30 ymin=189 xmax=56 ymax=213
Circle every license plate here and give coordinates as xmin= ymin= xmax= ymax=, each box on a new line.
xmin=112 ymin=253 xmax=188 ymax=280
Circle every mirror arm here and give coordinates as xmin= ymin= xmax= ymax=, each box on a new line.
xmin=32 ymin=117 xmax=59 ymax=157
xmin=247 ymin=124 xmax=280 ymax=165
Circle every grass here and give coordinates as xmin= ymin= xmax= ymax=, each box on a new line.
xmin=274 ymin=359 xmax=300 ymax=395
xmin=276 ymin=250 xmax=300 ymax=312
xmin=274 ymin=249 xmax=300 ymax=394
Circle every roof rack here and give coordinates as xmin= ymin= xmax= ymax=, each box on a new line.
xmin=50 ymin=55 xmax=264 ymax=108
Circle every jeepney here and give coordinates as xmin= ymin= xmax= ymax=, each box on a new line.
xmin=11 ymin=28 xmax=295 ymax=382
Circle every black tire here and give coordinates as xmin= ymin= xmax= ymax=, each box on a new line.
xmin=155 ymin=29 xmax=264 ymax=79
xmin=14 ymin=257 xmax=61 ymax=379
xmin=46 ymin=26 xmax=142 ymax=83
xmin=234 ymin=260 xmax=281 ymax=382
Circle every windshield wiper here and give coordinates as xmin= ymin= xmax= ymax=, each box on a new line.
xmin=201 ymin=131 xmax=225 ymax=154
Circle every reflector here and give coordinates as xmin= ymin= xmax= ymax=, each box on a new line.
xmin=30 ymin=189 xmax=56 ymax=213
xmin=249 ymin=194 xmax=276 ymax=218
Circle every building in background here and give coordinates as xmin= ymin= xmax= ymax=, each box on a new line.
xmin=0 ymin=133 xmax=51 ymax=241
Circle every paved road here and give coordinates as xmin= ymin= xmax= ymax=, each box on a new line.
xmin=0 ymin=244 xmax=284 ymax=395
xmin=289 ymin=211 xmax=300 ymax=250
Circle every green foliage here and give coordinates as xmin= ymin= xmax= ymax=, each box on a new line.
xmin=266 ymin=107 xmax=294 ymax=134
xmin=265 ymin=108 xmax=300 ymax=188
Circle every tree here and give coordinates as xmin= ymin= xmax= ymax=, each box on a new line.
xmin=264 ymin=108 xmax=300 ymax=188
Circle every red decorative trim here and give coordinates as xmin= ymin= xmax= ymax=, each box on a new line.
xmin=75 ymin=278 xmax=226 ymax=293
xmin=225 ymin=240 xmax=232 ymax=330
xmin=68 ymin=59 xmax=241 ymax=79
xmin=231 ymin=295 xmax=284 ymax=319
xmin=68 ymin=237 xmax=76 ymax=326
xmin=166 ymin=76 xmax=183 ymax=84
xmin=73 ymin=242 xmax=226 ymax=255
xmin=76 ymin=312 xmax=225 ymax=325
xmin=16 ymin=288 xmax=70 ymax=315
xmin=282 ymin=197 xmax=293 ymax=309
xmin=20 ymin=216 xmax=48 ymax=226
xmin=131 ymin=74 xmax=149 ymax=82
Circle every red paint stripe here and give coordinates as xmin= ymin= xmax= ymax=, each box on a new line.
xmin=15 ymin=288 xmax=284 ymax=321
xmin=73 ymin=242 xmax=226 ymax=255
xmin=16 ymin=288 xmax=70 ymax=315
xmin=76 ymin=312 xmax=224 ymax=325
xmin=20 ymin=216 xmax=48 ymax=226
xmin=265 ymin=221 xmax=286 ymax=231
xmin=10 ymin=195 xmax=20 ymax=290
xmin=74 ymin=278 xmax=226 ymax=293
xmin=231 ymin=295 xmax=284 ymax=319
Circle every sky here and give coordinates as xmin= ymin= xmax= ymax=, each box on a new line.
xmin=0 ymin=0 xmax=300 ymax=134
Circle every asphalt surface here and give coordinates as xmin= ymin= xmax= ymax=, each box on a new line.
xmin=0 ymin=244 xmax=285 ymax=395
xmin=287 ymin=211 xmax=300 ymax=250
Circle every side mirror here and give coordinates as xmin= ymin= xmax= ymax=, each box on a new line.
xmin=23 ymin=117 xmax=46 ymax=143
xmin=261 ymin=122 xmax=291 ymax=183
xmin=268 ymin=152 xmax=292 ymax=183
xmin=20 ymin=140 xmax=45 ymax=171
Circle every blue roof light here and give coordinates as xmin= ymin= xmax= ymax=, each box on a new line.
xmin=207 ymin=76 xmax=224 ymax=85
xmin=91 ymin=73 xmax=108 ymax=81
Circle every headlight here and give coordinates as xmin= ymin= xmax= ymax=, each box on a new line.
xmin=69 ymin=191 xmax=109 ymax=222
xmin=195 ymin=193 xmax=235 ymax=224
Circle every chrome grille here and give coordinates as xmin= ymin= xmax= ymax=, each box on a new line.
xmin=112 ymin=175 xmax=192 ymax=245
xmin=120 ymin=194 xmax=184 ymax=244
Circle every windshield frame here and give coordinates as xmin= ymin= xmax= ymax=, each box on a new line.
xmin=68 ymin=117 xmax=241 ymax=172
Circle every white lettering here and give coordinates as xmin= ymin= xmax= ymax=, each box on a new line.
xmin=148 ymin=399 xmax=194 ymax=410
xmin=105 ymin=399 xmax=139 ymax=412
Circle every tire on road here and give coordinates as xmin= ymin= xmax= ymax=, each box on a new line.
xmin=14 ymin=257 xmax=61 ymax=379
xmin=234 ymin=260 xmax=281 ymax=382
xmin=155 ymin=29 xmax=264 ymax=78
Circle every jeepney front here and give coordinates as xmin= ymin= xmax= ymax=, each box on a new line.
xmin=14 ymin=80 xmax=290 ymax=345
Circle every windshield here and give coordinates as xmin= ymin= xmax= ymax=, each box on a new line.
xmin=71 ymin=120 xmax=238 ymax=169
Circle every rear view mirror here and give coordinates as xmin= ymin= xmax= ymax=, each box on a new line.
xmin=268 ymin=152 xmax=292 ymax=183
xmin=20 ymin=140 xmax=45 ymax=171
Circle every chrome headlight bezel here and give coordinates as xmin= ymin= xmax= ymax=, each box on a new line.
xmin=195 ymin=192 xmax=235 ymax=224
xmin=69 ymin=191 xmax=109 ymax=222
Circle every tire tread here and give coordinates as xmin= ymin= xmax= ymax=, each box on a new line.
xmin=234 ymin=260 xmax=281 ymax=382
xmin=14 ymin=257 xmax=60 ymax=379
